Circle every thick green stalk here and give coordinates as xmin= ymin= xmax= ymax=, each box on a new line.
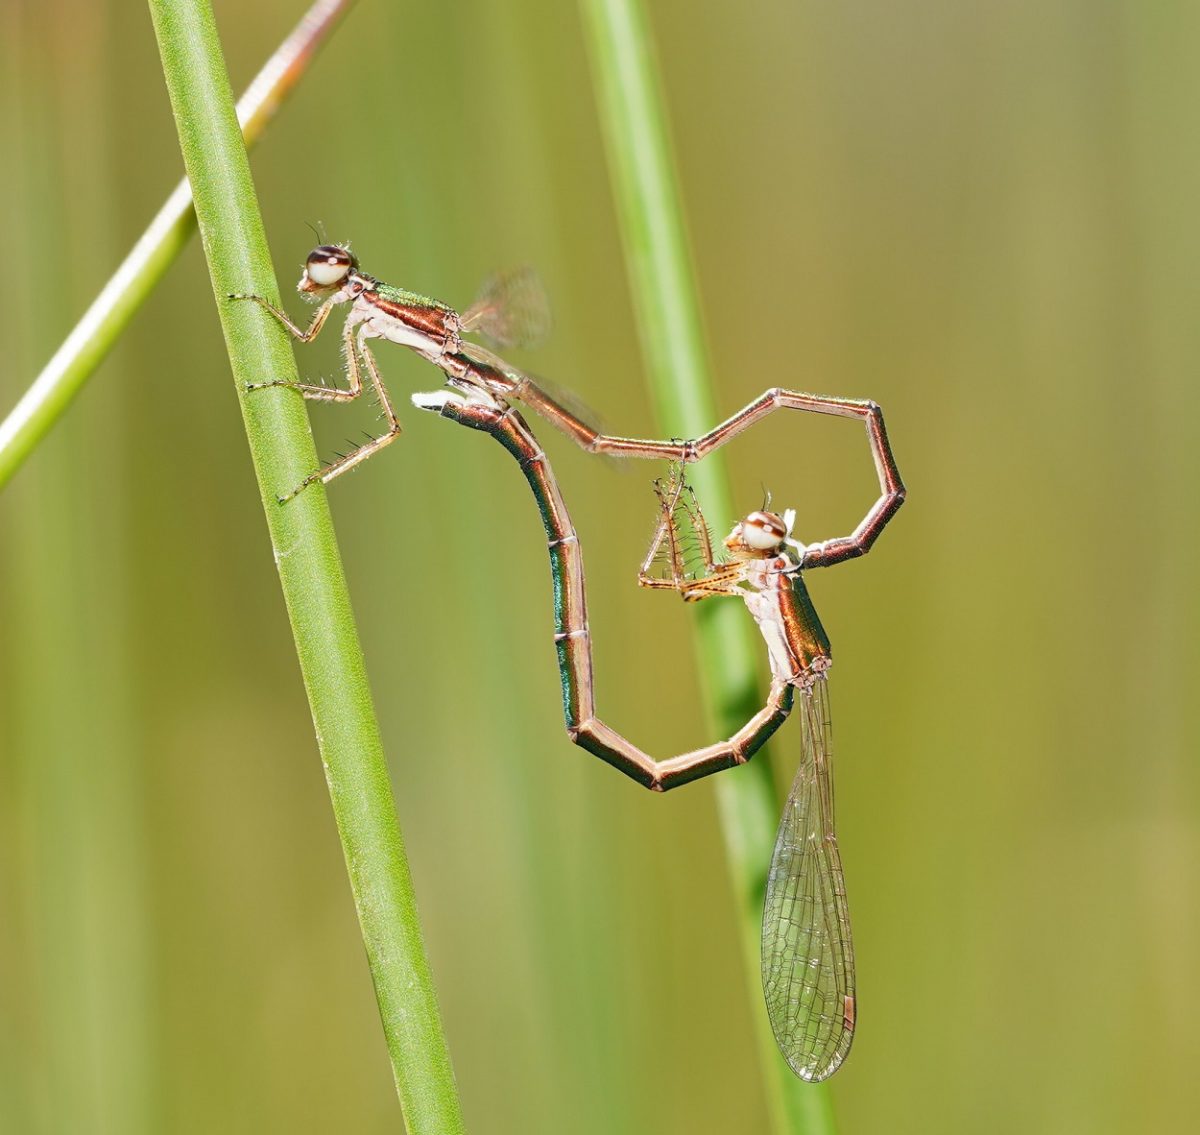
xmin=145 ymin=2 xmax=464 ymax=1130
xmin=0 ymin=0 xmax=355 ymax=493
xmin=579 ymin=1 xmax=837 ymax=1130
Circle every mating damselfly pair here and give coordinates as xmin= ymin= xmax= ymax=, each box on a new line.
xmin=232 ymin=246 xmax=905 ymax=1082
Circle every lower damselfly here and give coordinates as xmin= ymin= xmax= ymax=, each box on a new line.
xmin=639 ymin=471 xmax=878 ymax=1081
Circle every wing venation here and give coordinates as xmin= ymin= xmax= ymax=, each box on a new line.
xmin=761 ymin=678 xmax=855 ymax=1082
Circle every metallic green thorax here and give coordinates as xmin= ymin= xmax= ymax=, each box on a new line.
xmin=371 ymin=280 xmax=457 ymax=316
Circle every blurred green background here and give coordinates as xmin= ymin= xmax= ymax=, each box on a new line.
xmin=1 ymin=1 xmax=1197 ymax=1132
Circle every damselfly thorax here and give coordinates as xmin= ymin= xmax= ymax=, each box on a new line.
xmin=345 ymin=282 xmax=462 ymax=362
xmin=739 ymin=557 xmax=831 ymax=688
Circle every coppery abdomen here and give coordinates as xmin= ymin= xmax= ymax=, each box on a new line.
xmin=779 ymin=574 xmax=832 ymax=675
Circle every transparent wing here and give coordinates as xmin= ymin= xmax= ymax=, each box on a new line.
xmin=461 ymin=266 xmax=552 ymax=349
xmin=459 ymin=339 xmax=622 ymax=471
xmin=761 ymin=677 xmax=856 ymax=1082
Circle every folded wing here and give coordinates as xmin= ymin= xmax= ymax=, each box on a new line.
xmin=761 ymin=678 xmax=856 ymax=1082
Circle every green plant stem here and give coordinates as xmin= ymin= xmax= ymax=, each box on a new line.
xmin=145 ymin=2 xmax=464 ymax=1130
xmin=579 ymin=1 xmax=837 ymax=1131
xmin=0 ymin=0 xmax=355 ymax=493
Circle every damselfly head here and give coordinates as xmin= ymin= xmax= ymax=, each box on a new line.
xmin=726 ymin=510 xmax=789 ymax=558
xmin=299 ymin=245 xmax=358 ymax=295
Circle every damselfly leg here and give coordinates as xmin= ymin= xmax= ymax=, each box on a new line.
xmin=232 ymin=282 xmax=404 ymax=502
xmin=231 ymin=245 xmax=469 ymax=497
xmin=639 ymin=471 xmax=742 ymax=599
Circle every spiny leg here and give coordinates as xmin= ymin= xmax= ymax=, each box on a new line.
xmin=233 ymin=291 xmax=369 ymax=402
xmin=245 ymin=307 xmax=365 ymax=402
xmin=678 ymin=566 xmax=746 ymax=602
xmin=229 ymin=292 xmax=337 ymax=343
xmin=638 ymin=470 xmax=744 ymax=602
xmin=638 ymin=473 xmax=691 ymax=590
xmin=679 ymin=483 xmax=718 ymax=573
xmin=280 ymin=331 xmax=403 ymax=501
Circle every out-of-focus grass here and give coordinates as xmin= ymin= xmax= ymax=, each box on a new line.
xmin=1 ymin=8 xmax=152 ymax=1130
xmin=2 ymin=2 xmax=1199 ymax=1134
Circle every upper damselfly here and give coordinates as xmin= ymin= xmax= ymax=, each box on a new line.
xmin=231 ymin=245 xmax=693 ymax=499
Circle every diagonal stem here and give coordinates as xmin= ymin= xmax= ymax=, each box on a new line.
xmin=145 ymin=1 xmax=465 ymax=1130
xmin=0 ymin=0 xmax=356 ymax=493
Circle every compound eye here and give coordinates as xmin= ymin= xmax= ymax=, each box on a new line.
xmin=306 ymin=245 xmax=353 ymax=287
xmin=741 ymin=510 xmax=787 ymax=552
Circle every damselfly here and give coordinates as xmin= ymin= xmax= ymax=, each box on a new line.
xmin=230 ymin=246 xmax=693 ymax=499
xmin=638 ymin=463 xmax=904 ymax=1081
